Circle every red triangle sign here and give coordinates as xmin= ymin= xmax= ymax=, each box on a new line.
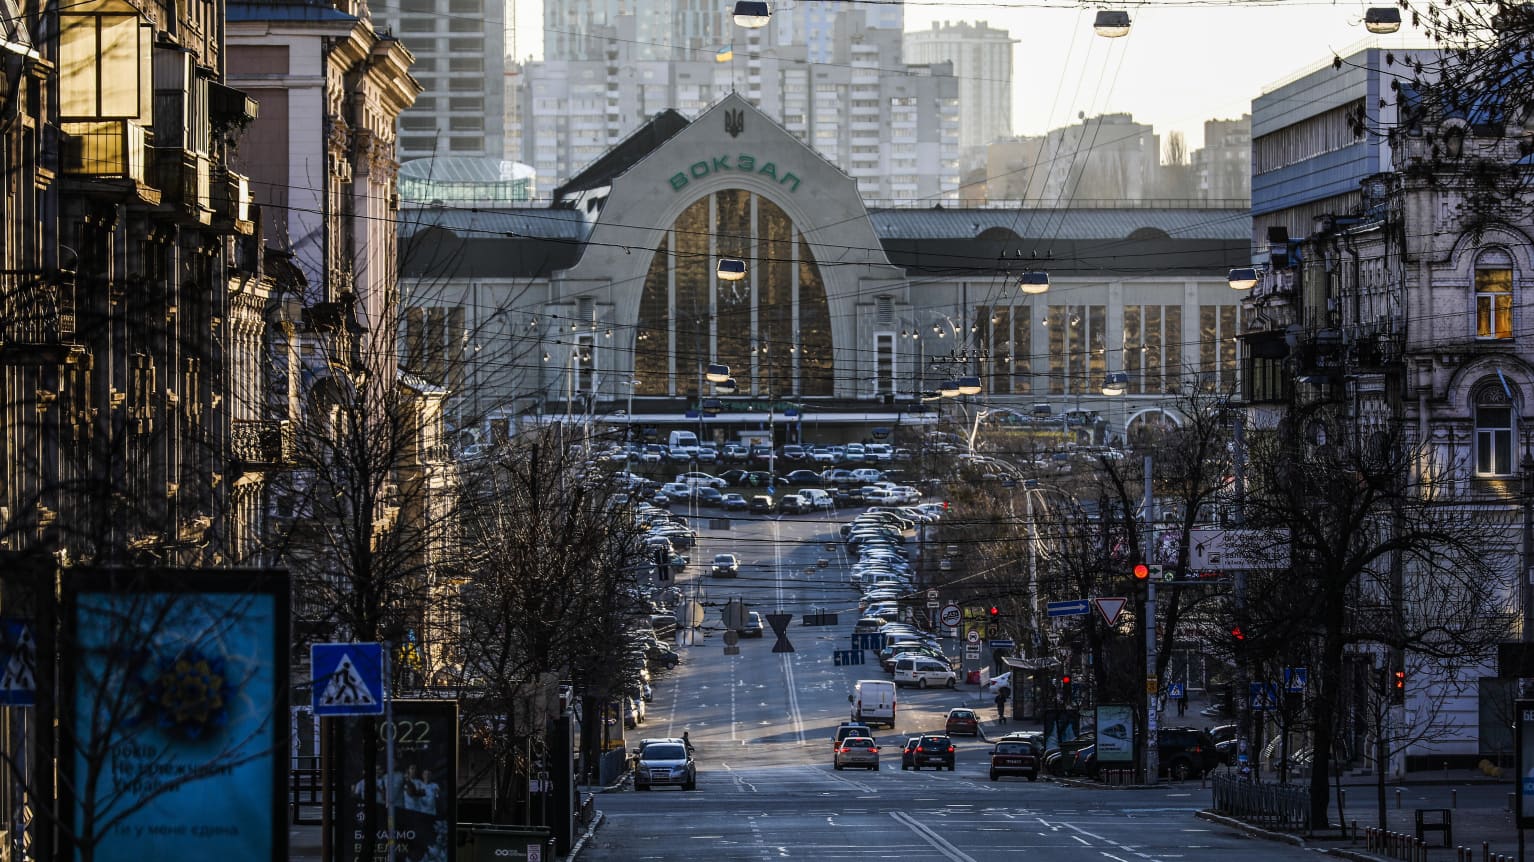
xmin=1094 ymin=597 xmax=1127 ymax=626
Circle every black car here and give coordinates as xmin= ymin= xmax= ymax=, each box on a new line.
xmin=695 ymin=486 xmax=724 ymax=506
xmin=782 ymin=469 xmax=822 ymax=486
xmin=1158 ymin=727 xmax=1222 ymax=779
xmin=747 ymin=495 xmax=774 ymax=513
xmin=902 ymin=734 xmax=955 ymax=771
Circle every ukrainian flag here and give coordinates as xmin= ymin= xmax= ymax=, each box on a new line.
xmin=716 ymin=44 xmax=734 ymax=63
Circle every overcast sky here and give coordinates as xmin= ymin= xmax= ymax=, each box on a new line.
xmin=508 ymin=1 xmax=1430 ymax=150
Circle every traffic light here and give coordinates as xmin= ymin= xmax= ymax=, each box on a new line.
xmin=1061 ymin=674 xmax=1073 ymax=704
xmin=1391 ymin=669 xmax=1405 ymax=705
xmin=988 ymin=606 xmax=1001 ymax=618
xmin=1132 ymin=563 xmax=1150 ymax=580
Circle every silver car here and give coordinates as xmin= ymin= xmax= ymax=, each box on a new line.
xmin=834 ymin=736 xmax=881 ymax=771
xmin=635 ymin=740 xmax=697 ymax=790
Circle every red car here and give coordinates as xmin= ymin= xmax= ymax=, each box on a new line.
xmin=945 ymin=708 xmax=980 ymax=736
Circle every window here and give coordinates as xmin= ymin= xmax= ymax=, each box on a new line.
xmin=1475 ymin=389 xmax=1514 ymax=476
xmin=1476 ymin=261 xmax=1513 ymax=340
xmin=874 ymin=332 xmax=895 ymax=396
xmin=60 ymin=4 xmax=150 ymax=119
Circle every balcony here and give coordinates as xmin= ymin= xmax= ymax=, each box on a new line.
xmin=0 ymin=275 xmax=76 ymax=352
xmin=61 ymin=120 xmax=160 ymax=203
xmin=211 ymin=168 xmax=254 ymax=234
xmin=154 ymin=148 xmax=212 ymax=224
xmin=231 ymin=419 xmax=293 ymax=468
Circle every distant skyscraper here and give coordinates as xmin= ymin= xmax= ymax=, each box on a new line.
xmin=515 ymin=8 xmax=959 ymax=203
xmin=546 ymin=0 xmax=731 ymax=61
xmin=773 ymin=0 xmax=903 ymax=62
xmin=1193 ymin=116 xmax=1252 ymax=203
xmin=904 ymin=20 xmax=1015 ymax=172
xmin=371 ymin=0 xmax=506 ymax=162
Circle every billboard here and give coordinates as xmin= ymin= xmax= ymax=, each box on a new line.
xmin=62 ymin=568 xmax=289 ymax=862
xmin=336 ymin=700 xmax=458 ymax=862
xmin=1520 ymin=698 xmax=1534 ymax=828
xmin=1095 ymin=704 xmax=1135 ymax=764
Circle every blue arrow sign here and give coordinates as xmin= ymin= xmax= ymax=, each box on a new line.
xmin=989 ymin=639 xmax=1015 ymax=650
xmin=833 ymin=649 xmax=864 ymax=667
xmin=1284 ymin=667 xmax=1309 ymax=693
xmin=853 ymin=632 xmax=886 ymax=651
xmin=1046 ymin=599 xmax=1090 ymax=618
xmin=312 ymin=642 xmax=385 ymax=716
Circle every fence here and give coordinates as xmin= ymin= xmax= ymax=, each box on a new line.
xmin=1209 ymin=775 xmax=1312 ymax=831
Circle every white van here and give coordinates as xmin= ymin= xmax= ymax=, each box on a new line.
xmin=668 ymin=430 xmax=700 ymax=455
xmin=850 ymin=678 xmax=898 ymax=727
xmin=893 ymin=656 xmax=957 ymax=689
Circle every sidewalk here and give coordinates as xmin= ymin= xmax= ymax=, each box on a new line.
xmin=978 ymin=709 xmax=1524 ymax=862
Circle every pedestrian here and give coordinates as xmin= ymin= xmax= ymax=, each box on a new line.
xmin=994 ymin=690 xmax=1008 ymax=723
xmin=682 ymin=731 xmax=695 ymax=754
xmin=1177 ymin=688 xmax=1188 ymax=717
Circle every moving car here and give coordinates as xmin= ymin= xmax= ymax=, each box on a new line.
xmin=739 ymin=611 xmax=765 ymax=638
xmin=833 ymin=722 xmax=874 ymax=748
xmin=945 ymin=708 xmax=980 ymax=737
xmin=711 ymin=553 xmax=740 ymax=578
xmin=834 ymin=736 xmax=881 ymax=771
xmin=634 ymin=739 xmax=697 ymax=791
xmin=989 ymin=739 xmax=1040 ymax=781
xmin=850 ymin=679 xmax=898 ymax=728
xmin=721 ymin=493 xmax=749 ymax=511
xmin=903 ymin=734 xmax=955 ymax=771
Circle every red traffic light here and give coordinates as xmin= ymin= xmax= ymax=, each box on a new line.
xmin=1230 ymin=625 xmax=1245 ymax=641
xmin=1393 ymin=670 xmax=1405 ymax=689
xmin=988 ymin=606 xmax=1000 ymax=616
xmin=1061 ymin=675 xmax=1071 ymax=684
xmin=1132 ymin=564 xmax=1149 ymax=580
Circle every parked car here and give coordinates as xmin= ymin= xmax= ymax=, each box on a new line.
xmin=779 ymin=494 xmax=808 ymax=514
xmin=1208 ymin=723 xmax=1239 ymax=765
xmin=894 ymin=656 xmax=957 ymax=689
xmin=634 ymin=739 xmax=697 ymax=791
xmin=902 ymin=734 xmax=955 ymax=771
xmin=747 ymin=495 xmax=774 ymax=513
xmin=1159 ymin=726 xmax=1222 ymax=780
xmin=783 ymin=469 xmax=821 ymax=485
xmin=944 ymin=708 xmax=980 ymax=737
xmin=833 ymin=736 xmax=881 ymax=771
xmin=695 ymin=486 xmax=724 ymax=506
xmin=989 ymin=739 xmax=1040 ymax=781
xmin=721 ymin=492 xmax=749 ymax=511
xmin=711 ymin=553 xmax=740 ymax=578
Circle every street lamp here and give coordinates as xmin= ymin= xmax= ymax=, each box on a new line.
xmin=1227 ymin=267 xmax=1259 ymax=291
xmin=1364 ymin=6 xmax=1401 ymax=34
xmin=732 ymin=1 xmax=771 ymax=28
xmin=1101 ymin=371 xmax=1129 ymax=397
xmin=716 ymin=258 xmax=747 ymax=281
xmin=1018 ymin=271 xmax=1051 ymax=295
xmin=1092 ymin=9 xmax=1131 ymax=38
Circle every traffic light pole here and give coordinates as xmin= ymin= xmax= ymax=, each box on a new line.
xmin=1141 ymin=454 xmax=1160 ymax=785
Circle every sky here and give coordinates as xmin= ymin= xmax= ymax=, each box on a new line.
xmin=508 ymin=1 xmax=1429 ymax=151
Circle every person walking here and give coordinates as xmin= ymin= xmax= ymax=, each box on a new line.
xmin=994 ymin=685 xmax=1011 ymax=723
xmin=682 ymin=731 xmax=695 ymax=754
xmin=1177 ymin=687 xmax=1188 ymax=717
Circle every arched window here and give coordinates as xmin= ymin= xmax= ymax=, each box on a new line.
xmin=1475 ymin=248 xmax=1513 ymax=340
xmin=1474 ymin=386 xmax=1514 ymax=476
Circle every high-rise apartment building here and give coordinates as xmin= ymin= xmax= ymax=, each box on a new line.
xmin=772 ymin=0 xmax=903 ymax=62
xmin=903 ymin=20 xmax=1015 ymax=173
xmin=370 ymin=0 xmax=506 ymax=161
xmin=515 ymin=9 xmax=960 ymax=202
xmin=985 ymin=114 xmax=1160 ymax=204
xmin=546 ymin=0 xmax=733 ymax=61
xmin=1193 ymin=116 xmax=1252 ymax=203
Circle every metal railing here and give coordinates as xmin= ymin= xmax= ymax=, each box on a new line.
xmin=1209 ymin=774 xmax=1312 ymax=831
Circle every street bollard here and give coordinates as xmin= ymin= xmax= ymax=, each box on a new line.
xmin=1397 ymin=787 xmax=1403 ymax=809
xmin=1340 ymin=789 xmax=1346 ymax=812
xmin=1509 ymin=792 xmax=1516 ymax=813
xmin=1484 ymin=840 xmax=1491 ymax=862
xmin=1453 ymin=788 xmax=1457 ymax=808
xmin=1351 ymin=820 xmax=1358 ymax=843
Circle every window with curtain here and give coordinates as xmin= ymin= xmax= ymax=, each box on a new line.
xmin=1476 ymin=258 xmax=1513 ymax=340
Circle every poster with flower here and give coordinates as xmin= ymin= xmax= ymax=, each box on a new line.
xmin=62 ymin=569 xmax=288 ymax=862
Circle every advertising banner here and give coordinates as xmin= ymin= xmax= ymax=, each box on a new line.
xmin=337 ymin=700 xmax=458 ymax=862
xmin=1095 ymin=704 xmax=1135 ymax=763
xmin=62 ymin=569 xmax=288 ymax=862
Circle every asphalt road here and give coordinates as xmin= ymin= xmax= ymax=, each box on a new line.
xmin=582 ymin=505 xmax=1313 ymax=861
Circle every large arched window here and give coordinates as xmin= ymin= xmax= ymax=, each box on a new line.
xmin=634 ymin=190 xmax=833 ymax=397
xmin=1474 ymin=384 xmax=1515 ymax=476
xmin=1475 ymin=248 xmax=1514 ymax=340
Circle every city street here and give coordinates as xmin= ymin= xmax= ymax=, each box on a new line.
xmin=581 ymin=506 xmax=1311 ymax=861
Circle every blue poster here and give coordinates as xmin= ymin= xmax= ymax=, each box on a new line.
xmin=68 ymin=575 xmax=285 ymax=862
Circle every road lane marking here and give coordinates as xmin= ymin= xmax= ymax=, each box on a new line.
xmin=889 ymin=810 xmax=978 ymax=862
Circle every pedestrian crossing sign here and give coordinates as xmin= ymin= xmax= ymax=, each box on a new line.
xmin=311 ymin=642 xmax=385 ymax=716
xmin=0 ymin=619 xmax=36 ymax=707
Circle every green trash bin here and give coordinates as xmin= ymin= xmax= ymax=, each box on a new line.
xmin=456 ymin=823 xmax=555 ymax=862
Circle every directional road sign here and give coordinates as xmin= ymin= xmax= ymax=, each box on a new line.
xmin=989 ymin=639 xmax=1015 ymax=650
xmin=1284 ymin=667 xmax=1309 ymax=693
xmin=765 ymin=613 xmax=794 ymax=653
xmin=312 ymin=642 xmax=385 ymax=716
xmin=1047 ymin=599 xmax=1089 ymax=618
xmin=1094 ymin=597 xmax=1128 ymax=626
xmin=0 ymin=619 xmax=36 ymax=707
xmin=853 ymin=632 xmax=886 ymax=651
xmin=939 ymin=604 xmax=962 ymax=628
xmin=833 ymin=649 xmax=864 ymax=666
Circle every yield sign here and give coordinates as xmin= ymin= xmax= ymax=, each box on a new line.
xmin=1094 ymin=597 xmax=1128 ymax=626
